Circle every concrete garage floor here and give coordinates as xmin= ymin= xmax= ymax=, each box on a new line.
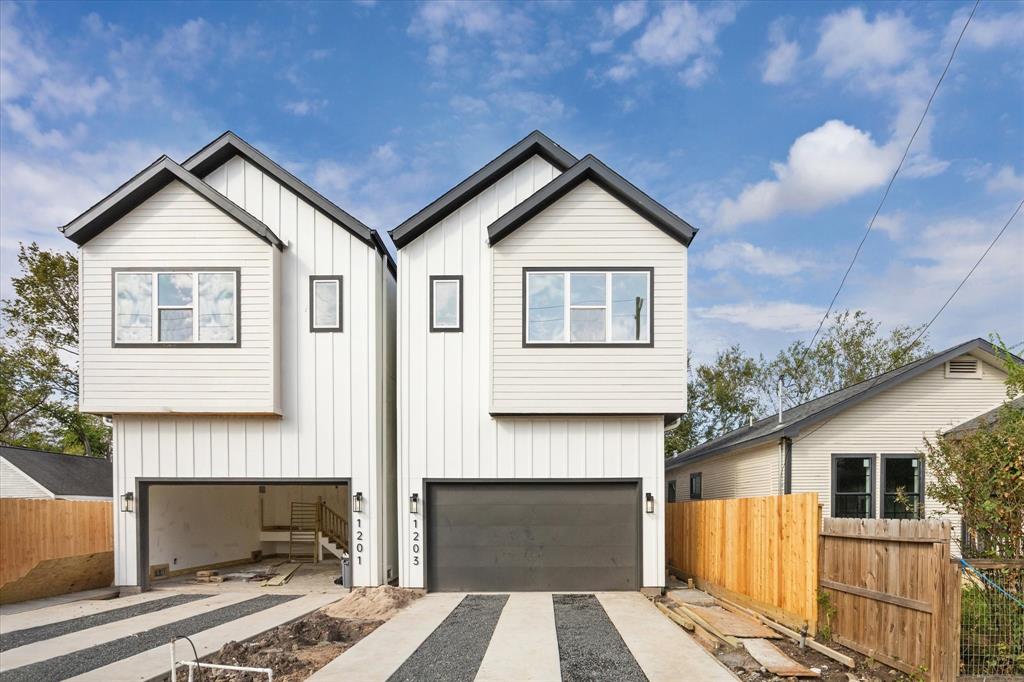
xmin=152 ymin=559 xmax=347 ymax=595
xmin=310 ymin=592 xmax=738 ymax=682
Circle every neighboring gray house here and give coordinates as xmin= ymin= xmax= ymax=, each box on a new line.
xmin=0 ymin=446 xmax=112 ymax=500
xmin=665 ymin=338 xmax=1018 ymax=542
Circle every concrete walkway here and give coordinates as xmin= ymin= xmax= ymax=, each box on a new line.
xmin=310 ymin=592 xmax=737 ymax=682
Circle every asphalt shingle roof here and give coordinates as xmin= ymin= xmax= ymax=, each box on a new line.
xmin=1 ymin=445 xmax=112 ymax=497
xmin=945 ymin=395 xmax=1024 ymax=437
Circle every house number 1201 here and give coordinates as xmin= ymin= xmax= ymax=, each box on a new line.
xmin=354 ymin=518 xmax=363 ymax=565
xmin=411 ymin=517 xmax=421 ymax=566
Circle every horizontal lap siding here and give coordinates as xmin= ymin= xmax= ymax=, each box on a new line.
xmin=80 ymin=181 xmax=277 ymax=414
xmin=668 ymin=441 xmax=781 ymax=501
xmin=791 ymin=358 xmax=1008 ymax=541
xmin=491 ymin=181 xmax=686 ymax=414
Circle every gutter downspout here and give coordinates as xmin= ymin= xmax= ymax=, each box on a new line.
xmin=782 ymin=437 xmax=793 ymax=495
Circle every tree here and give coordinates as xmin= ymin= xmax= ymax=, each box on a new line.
xmin=0 ymin=243 xmax=110 ymax=456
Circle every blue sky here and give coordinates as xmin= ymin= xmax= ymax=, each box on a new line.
xmin=1 ymin=0 xmax=1021 ymax=363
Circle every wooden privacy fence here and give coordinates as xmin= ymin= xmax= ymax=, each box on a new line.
xmin=665 ymin=493 xmax=820 ymax=632
xmin=0 ymin=498 xmax=114 ymax=603
xmin=820 ymin=518 xmax=960 ymax=680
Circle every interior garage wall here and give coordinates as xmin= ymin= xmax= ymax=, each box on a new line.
xmin=148 ymin=484 xmax=262 ymax=573
xmin=260 ymin=484 xmax=348 ymax=527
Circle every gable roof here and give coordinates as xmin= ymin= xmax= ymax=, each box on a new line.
xmin=945 ymin=395 xmax=1024 ymax=437
xmin=665 ymin=338 xmax=1019 ymax=471
xmin=1 ymin=445 xmax=112 ymax=498
xmin=389 ymin=130 xmax=578 ymax=249
xmin=62 ymin=156 xmax=284 ymax=249
xmin=183 ymin=131 xmax=394 ymax=273
xmin=487 ymin=154 xmax=697 ymax=247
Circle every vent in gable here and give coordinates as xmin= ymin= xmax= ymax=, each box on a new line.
xmin=945 ymin=357 xmax=982 ymax=379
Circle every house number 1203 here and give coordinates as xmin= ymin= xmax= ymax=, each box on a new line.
xmin=354 ymin=518 xmax=363 ymax=565
xmin=410 ymin=517 xmax=421 ymax=566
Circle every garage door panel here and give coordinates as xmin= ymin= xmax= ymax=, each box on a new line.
xmin=426 ymin=481 xmax=640 ymax=592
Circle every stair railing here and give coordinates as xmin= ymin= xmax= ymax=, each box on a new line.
xmin=318 ymin=499 xmax=349 ymax=553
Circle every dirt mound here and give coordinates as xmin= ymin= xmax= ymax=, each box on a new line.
xmin=322 ymin=585 xmax=420 ymax=621
xmin=202 ymin=613 xmax=382 ymax=682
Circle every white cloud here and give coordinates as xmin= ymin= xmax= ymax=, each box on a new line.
xmin=947 ymin=7 xmax=1024 ymax=50
xmin=413 ymin=1 xmax=508 ymax=41
xmin=986 ymin=166 xmax=1024 ymax=195
xmin=282 ymin=99 xmax=326 ymax=116
xmin=872 ymin=213 xmax=906 ymax=240
xmin=450 ymin=94 xmax=489 ymax=116
xmin=489 ymin=90 xmax=568 ymax=124
xmin=0 ymin=3 xmax=48 ymax=103
xmin=312 ymin=160 xmax=359 ymax=194
xmin=2 ymin=104 xmax=75 ymax=149
xmin=715 ymin=120 xmax=898 ymax=228
xmin=701 ymin=241 xmax=810 ymax=277
xmin=32 ymin=76 xmax=111 ymax=116
xmin=814 ymin=8 xmax=925 ymax=80
xmin=589 ymin=39 xmax=614 ymax=55
xmin=608 ymin=1 xmax=647 ymax=35
xmin=761 ymin=20 xmax=799 ymax=85
xmin=679 ymin=56 xmax=714 ymax=88
xmin=695 ymin=301 xmax=826 ymax=333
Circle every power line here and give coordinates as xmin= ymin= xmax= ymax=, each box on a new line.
xmin=795 ymin=0 xmax=980 ymax=368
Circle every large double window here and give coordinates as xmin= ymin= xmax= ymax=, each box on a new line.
xmin=832 ymin=455 xmax=874 ymax=518
xmin=524 ymin=268 xmax=652 ymax=345
xmin=114 ymin=269 xmax=239 ymax=346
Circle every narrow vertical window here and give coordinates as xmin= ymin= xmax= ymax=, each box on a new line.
xmin=833 ymin=455 xmax=874 ymax=518
xmin=882 ymin=455 xmax=922 ymax=519
xmin=667 ymin=480 xmax=677 ymax=503
xmin=115 ymin=272 xmax=153 ymax=342
xmin=310 ymin=276 xmax=343 ymax=332
xmin=198 ymin=272 xmax=237 ymax=342
xmin=430 ymin=275 xmax=462 ymax=332
xmin=157 ymin=273 xmax=194 ymax=342
xmin=689 ymin=473 xmax=702 ymax=500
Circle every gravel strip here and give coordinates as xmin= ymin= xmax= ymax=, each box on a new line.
xmin=553 ymin=593 xmax=648 ymax=682
xmin=0 ymin=594 xmax=299 ymax=682
xmin=387 ymin=594 xmax=509 ymax=682
xmin=0 ymin=594 xmax=208 ymax=651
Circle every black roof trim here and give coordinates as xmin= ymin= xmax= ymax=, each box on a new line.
xmin=487 ymin=154 xmax=698 ymax=247
xmin=183 ymin=131 xmax=395 ymax=271
xmin=0 ymin=445 xmax=113 ymax=497
xmin=62 ymin=156 xmax=284 ymax=249
xmin=389 ymin=130 xmax=577 ymax=250
xmin=665 ymin=338 xmax=1020 ymax=471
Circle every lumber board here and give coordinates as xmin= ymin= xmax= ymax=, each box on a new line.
xmin=743 ymin=639 xmax=820 ymax=677
xmin=672 ymin=603 xmax=742 ymax=648
xmin=262 ymin=563 xmax=300 ymax=586
xmin=655 ymin=601 xmax=694 ymax=631
xmin=685 ymin=605 xmax=780 ymax=638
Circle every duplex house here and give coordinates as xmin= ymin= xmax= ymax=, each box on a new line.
xmin=62 ymin=132 xmax=397 ymax=591
xmin=390 ymin=131 xmax=696 ymax=593
xmin=665 ymin=338 xmax=1017 ymax=546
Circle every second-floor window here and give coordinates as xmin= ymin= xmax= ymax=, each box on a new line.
xmin=430 ymin=275 xmax=462 ymax=332
xmin=310 ymin=276 xmax=343 ymax=332
xmin=689 ymin=472 xmax=702 ymax=499
xmin=114 ymin=269 xmax=238 ymax=346
xmin=524 ymin=268 xmax=652 ymax=345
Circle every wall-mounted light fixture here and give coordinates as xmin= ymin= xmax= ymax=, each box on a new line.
xmin=353 ymin=491 xmax=364 ymax=513
xmin=410 ymin=492 xmax=419 ymax=514
xmin=645 ymin=492 xmax=655 ymax=514
xmin=121 ymin=491 xmax=135 ymax=513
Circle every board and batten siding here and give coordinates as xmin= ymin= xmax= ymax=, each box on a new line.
xmin=397 ymin=155 xmax=667 ymax=589
xmin=491 ymin=180 xmax=687 ymax=414
xmin=667 ymin=440 xmax=782 ymax=501
xmin=79 ymin=181 xmax=280 ymax=414
xmin=791 ymin=356 xmax=1008 ymax=539
xmin=107 ymin=154 xmax=396 ymax=588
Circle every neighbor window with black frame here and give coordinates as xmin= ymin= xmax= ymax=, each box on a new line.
xmin=667 ymin=480 xmax=677 ymax=503
xmin=882 ymin=454 xmax=923 ymax=519
xmin=833 ymin=455 xmax=874 ymax=518
xmin=114 ymin=269 xmax=239 ymax=345
xmin=689 ymin=472 xmax=702 ymax=500
xmin=524 ymin=269 xmax=652 ymax=345
xmin=430 ymin=275 xmax=462 ymax=332
xmin=310 ymin=276 xmax=343 ymax=332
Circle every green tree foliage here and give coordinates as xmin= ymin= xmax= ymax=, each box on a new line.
xmin=0 ymin=243 xmax=110 ymax=456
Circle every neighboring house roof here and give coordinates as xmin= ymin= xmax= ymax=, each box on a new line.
xmin=390 ymin=130 xmax=578 ymax=249
xmin=182 ymin=131 xmax=395 ymax=274
xmin=61 ymin=156 xmax=285 ymax=250
xmin=0 ymin=445 xmax=112 ymax=498
xmin=665 ymin=338 xmax=1020 ymax=471
xmin=488 ymin=154 xmax=697 ymax=247
xmin=945 ymin=395 xmax=1024 ymax=437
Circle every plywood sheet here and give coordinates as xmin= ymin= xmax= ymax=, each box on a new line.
xmin=743 ymin=639 xmax=819 ymax=677
xmin=686 ymin=605 xmax=779 ymax=638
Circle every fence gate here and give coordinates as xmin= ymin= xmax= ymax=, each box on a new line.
xmin=819 ymin=518 xmax=960 ymax=680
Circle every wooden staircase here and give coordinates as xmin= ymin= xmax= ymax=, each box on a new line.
xmin=288 ymin=499 xmax=348 ymax=563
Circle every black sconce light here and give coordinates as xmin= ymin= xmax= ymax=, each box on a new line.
xmin=121 ymin=491 xmax=135 ymax=513
xmin=353 ymin=491 xmax=364 ymax=513
xmin=410 ymin=492 xmax=419 ymax=514
xmin=645 ymin=492 xmax=655 ymax=514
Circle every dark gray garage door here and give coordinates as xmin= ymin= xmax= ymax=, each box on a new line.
xmin=426 ymin=481 xmax=640 ymax=592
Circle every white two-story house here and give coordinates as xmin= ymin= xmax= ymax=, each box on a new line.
xmin=63 ymin=132 xmax=397 ymax=591
xmin=389 ymin=131 xmax=696 ymax=593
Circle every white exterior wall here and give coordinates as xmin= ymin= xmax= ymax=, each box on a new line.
xmin=0 ymin=459 xmax=52 ymax=498
xmin=397 ymin=156 xmax=669 ymax=589
xmin=667 ymin=440 xmax=781 ymax=501
xmin=79 ymin=181 xmax=280 ymax=414
xmin=107 ymin=154 xmax=395 ymax=588
xmin=492 ymin=180 xmax=687 ymax=414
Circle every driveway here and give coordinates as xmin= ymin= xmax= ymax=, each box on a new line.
xmin=309 ymin=592 xmax=737 ymax=682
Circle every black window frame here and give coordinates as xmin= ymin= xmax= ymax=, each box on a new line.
xmin=689 ymin=472 xmax=702 ymax=500
xmin=309 ymin=275 xmax=343 ymax=333
xmin=429 ymin=275 xmax=463 ymax=333
xmin=667 ymin=480 xmax=677 ymax=503
xmin=831 ymin=454 xmax=876 ymax=519
xmin=881 ymin=453 xmax=924 ymax=520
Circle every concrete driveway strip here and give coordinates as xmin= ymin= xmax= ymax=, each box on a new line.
xmin=0 ymin=593 xmax=247 ymax=670
xmin=0 ymin=591 xmax=177 ymax=634
xmin=596 ymin=593 xmax=738 ymax=682
xmin=67 ymin=592 xmax=339 ymax=682
xmin=308 ymin=592 xmax=465 ymax=682
xmin=475 ymin=592 xmax=561 ymax=682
